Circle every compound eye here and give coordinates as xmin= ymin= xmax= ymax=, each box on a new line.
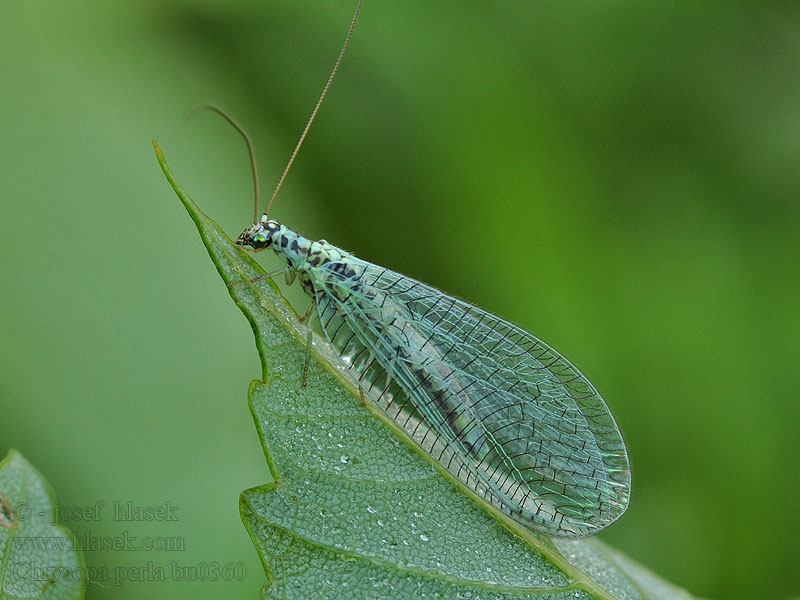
xmin=252 ymin=231 xmax=269 ymax=248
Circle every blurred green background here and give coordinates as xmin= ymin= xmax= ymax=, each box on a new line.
xmin=2 ymin=1 xmax=798 ymax=598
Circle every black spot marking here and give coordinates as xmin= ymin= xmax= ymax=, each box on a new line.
xmin=418 ymin=373 xmax=436 ymax=392
xmin=291 ymin=239 xmax=299 ymax=252
xmin=0 ymin=494 xmax=13 ymax=528
xmin=462 ymin=439 xmax=476 ymax=457
xmin=280 ymin=236 xmax=289 ymax=248
xmin=431 ymin=388 xmax=448 ymax=412
xmin=328 ymin=261 xmax=358 ymax=280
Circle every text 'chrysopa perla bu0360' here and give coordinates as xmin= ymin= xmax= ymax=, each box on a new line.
xmin=206 ymin=0 xmax=629 ymax=538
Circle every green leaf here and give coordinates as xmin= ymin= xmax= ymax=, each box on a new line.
xmin=154 ymin=141 xmax=699 ymax=600
xmin=0 ymin=449 xmax=84 ymax=600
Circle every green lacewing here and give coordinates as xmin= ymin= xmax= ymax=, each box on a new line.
xmin=226 ymin=0 xmax=629 ymax=537
xmin=236 ymin=216 xmax=630 ymax=536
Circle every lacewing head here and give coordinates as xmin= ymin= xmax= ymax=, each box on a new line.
xmin=236 ymin=224 xmax=268 ymax=250
xmin=236 ymin=218 xmax=281 ymax=251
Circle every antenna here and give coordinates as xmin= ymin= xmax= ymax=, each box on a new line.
xmin=188 ymin=104 xmax=261 ymax=223
xmin=263 ymin=0 xmax=363 ymax=218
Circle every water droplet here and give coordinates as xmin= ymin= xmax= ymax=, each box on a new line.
xmin=419 ymin=533 xmax=430 ymax=542
xmin=367 ymin=505 xmax=377 ymax=513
